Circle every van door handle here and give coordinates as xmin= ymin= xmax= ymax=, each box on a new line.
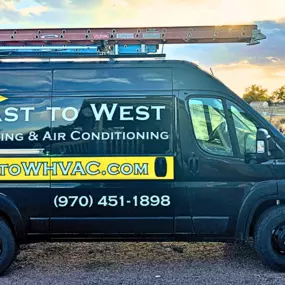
xmin=188 ymin=153 xmax=199 ymax=175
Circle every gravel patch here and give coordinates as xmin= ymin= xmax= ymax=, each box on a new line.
xmin=1 ymin=241 xmax=285 ymax=284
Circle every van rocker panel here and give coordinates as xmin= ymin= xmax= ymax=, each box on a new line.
xmin=50 ymin=217 xmax=173 ymax=234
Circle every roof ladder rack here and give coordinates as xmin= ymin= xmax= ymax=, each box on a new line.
xmin=0 ymin=25 xmax=266 ymax=59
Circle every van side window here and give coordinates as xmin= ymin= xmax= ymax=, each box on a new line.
xmin=188 ymin=98 xmax=233 ymax=156
xmin=50 ymin=98 xmax=173 ymax=156
xmin=227 ymin=101 xmax=258 ymax=154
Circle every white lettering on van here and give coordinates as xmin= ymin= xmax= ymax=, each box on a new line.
xmin=120 ymin=106 xmax=133 ymax=121
xmin=21 ymin=107 xmax=35 ymax=121
xmin=43 ymin=162 xmax=57 ymax=176
xmin=151 ymin=106 xmax=165 ymax=120
xmin=43 ymin=131 xmax=53 ymax=141
xmin=71 ymin=162 xmax=86 ymax=175
xmin=10 ymin=164 xmax=21 ymax=176
xmin=58 ymin=133 xmax=66 ymax=141
xmin=71 ymin=131 xmax=80 ymax=140
xmin=0 ymin=107 xmax=35 ymax=122
xmin=136 ymin=106 xmax=150 ymax=120
xmin=0 ymin=103 xmax=166 ymax=123
xmin=86 ymin=162 xmax=100 ymax=175
xmin=47 ymin=107 xmax=61 ymax=121
xmin=90 ymin=104 xmax=166 ymax=121
xmin=42 ymin=131 xmax=66 ymax=141
xmin=22 ymin=162 xmax=42 ymax=176
xmin=58 ymin=162 xmax=73 ymax=175
xmin=0 ymin=164 xmax=8 ymax=175
xmin=62 ymin=107 xmax=78 ymax=122
xmin=90 ymin=103 xmax=118 ymax=121
xmin=4 ymin=107 xmax=18 ymax=122
xmin=0 ymin=133 xmax=24 ymax=141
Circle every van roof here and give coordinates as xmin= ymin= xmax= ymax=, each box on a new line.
xmin=0 ymin=59 xmax=196 ymax=68
xmin=0 ymin=59 xmax=237 ymax=97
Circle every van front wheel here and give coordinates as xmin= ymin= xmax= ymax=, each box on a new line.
xmin=254 ymin=205 xmax=285 ymax=271
xmin=0 ymin=218 xmax=17 ymax=275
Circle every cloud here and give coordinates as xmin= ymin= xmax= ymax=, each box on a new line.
xmin=35 ymin=0 xmax=72 ymax=8
xmin=0 ymin=0 xmax=48 ymax=23
xmin=0 ymin=0 xmax=284 ymax=97
xmin=266 ymin=57 xmax=281 ymax=64
xmin=204 ymin=60 xmax=285 ymax=96
xmin=276 ymin=18 xmax=285 ymax=24
xmin=20 ymin=5 xmax=47 ymax=16
xmin=34 ymin=0 xmax=104 ymax=10
xmin=163 ymin=20 xmax=285 ymax=69
xmin=0 ymin=0 xmax=22 ymax=22
xmin=83 ymin=0 xmax=285 ymax=27
xmin=8 ymin=0 xmax=280 ymax=28
xmin=2 ymin=0 xmax=285 ymax=33
xmin=274 ymin=70 xmax=285 ymax=77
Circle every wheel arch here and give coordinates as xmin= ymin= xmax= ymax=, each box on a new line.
xmin=235 ymin=180 xmax=278 ymax=242
xmin=0 ymin=193 xmax=27 ymax=242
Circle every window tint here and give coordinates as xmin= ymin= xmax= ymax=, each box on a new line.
xmin=188 ymin=98 xmax=233 ymax=156
xmin=0 ymin=70 xmax=52 ymax=93
xmin=227 ymin=101 xmax=258 ymax=154
xmin=0 ymin=97 xmax=51 ymax=152
xmin=50 ymin=97 xmax=173 ymax=156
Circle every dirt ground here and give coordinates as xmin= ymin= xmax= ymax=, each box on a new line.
xmin=1 ymin=241 xmax=285 ymax=285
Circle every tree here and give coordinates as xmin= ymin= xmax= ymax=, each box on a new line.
xmin=242 ymin=84 xmax=270 ymax=103
xmin=271 ymin=85 xmax=285 ymax=103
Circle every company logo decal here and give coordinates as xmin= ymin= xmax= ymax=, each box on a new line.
xmin=0 ymin=95 xmax=8 ymax=103
xmin=0 ymin=100 xmax=170 ymax=143
xmin=0 ymin=102 xmax=166 ymax=123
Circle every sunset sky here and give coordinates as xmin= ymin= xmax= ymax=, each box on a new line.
xmin=0 ymin=0 xmax=284 ymax=97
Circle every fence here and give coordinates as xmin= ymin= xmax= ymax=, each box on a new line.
xmin=251 ymin=105 xmax=285 ymax=132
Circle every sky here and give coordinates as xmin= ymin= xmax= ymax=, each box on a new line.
xmin=0 ymin=0 xmax=285 ymax=97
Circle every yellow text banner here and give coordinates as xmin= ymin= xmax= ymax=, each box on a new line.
xmin=0 ymin=156 xmax=174 ymax=181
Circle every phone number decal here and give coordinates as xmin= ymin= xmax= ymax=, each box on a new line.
xmin=53 ymin=195 xmax=171 ymax=208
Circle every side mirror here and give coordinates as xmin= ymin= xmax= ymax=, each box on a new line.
xmin=255 ymin=128 xmax=270 ymax=163
xmin=244 ymin=128 xmax=270 ymax=164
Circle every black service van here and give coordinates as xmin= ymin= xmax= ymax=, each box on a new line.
xmin=0 ymin=59 xmax=285 ymax=274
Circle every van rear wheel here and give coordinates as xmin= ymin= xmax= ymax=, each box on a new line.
xmin=0 ymin=218 xmax=17 ymax=275
xmin=254 ymin=205 xmax=285 ymax=271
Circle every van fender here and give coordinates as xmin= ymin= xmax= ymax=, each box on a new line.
xmin=235 ymin=180 xmax=278 ymax=241
xmin=0 ymin=193 xmax=26 ymax=241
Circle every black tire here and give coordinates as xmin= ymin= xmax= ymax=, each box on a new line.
xmin=254 ymin=205 xmax=285 ymax=271
xmin=0 ymin=218 xmax=17 ymax=276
